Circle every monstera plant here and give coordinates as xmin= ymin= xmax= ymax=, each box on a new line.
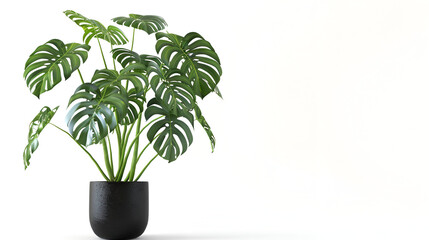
xmin=23 ymin=10 xmax=222 ymax=182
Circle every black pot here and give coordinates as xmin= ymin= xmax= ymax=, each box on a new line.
xmin=89 ymin=181 xmax=149 ymax=240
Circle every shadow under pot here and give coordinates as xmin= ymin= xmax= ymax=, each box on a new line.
xmin=89 ymin=181 xmax=149 ymax=240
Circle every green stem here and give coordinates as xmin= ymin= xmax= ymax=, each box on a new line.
xmin=77 ymin=69 xmax=84 ymax=84
xmin=110 ymin=43 xmax=116 ymax=71
xmin=129 ymin=113 xmax=142 ymax=181
xmin=131 ymin=28 xmax=135 ymax=51
xmin=97 ymin=38 xmax=108 ymax=69
xmin=115 ymin=126 xmax=123 ymax=180
xmin=135 ymin=133 xmax=161 ymax=166
xmin=107 ymin=134 xmax=114 ymax=174
xmin=102 ymin=138 xmax=114 ymax=181
xmin=116 ymin=116 xmax=162 ymax=181
xmin=134 ymin=154 xmax=159 ymax=182
xmin=49 ymin=123 xmax=109 ymax=181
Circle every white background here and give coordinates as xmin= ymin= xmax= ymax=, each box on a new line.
xmin=1 ymin=0 xmax=429 ymax=239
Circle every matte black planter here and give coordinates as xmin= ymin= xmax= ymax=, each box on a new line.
xmin=89 ymin=181 xmax=149 ymax=240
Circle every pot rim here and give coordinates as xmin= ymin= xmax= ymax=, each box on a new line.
xmin=90 ymin=181 xmax=148 ymax=184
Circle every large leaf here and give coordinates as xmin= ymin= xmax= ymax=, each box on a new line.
xmin=66 ymin=83 xmax=128 ymax=146
xmin=112 ymin=14 xmax=167 ymax=35
xmin=194 ymin=104 xmax=215 ymax=152
xmin=145 ymin=98 xmax=194 ymax=162
xmin=64 ymin=10 xmax=128 ymax=45
xmin=148 ymin=62 xmax=195 ymax=115
xmin=23 ymin=106 xmax=58 ymax=169
xmin=155 ymin=32 xmax=222 ymax=99
xmin=24 ymin=39 xmax=90 ymax=98
xmin=91 ymin=68 xmax=147 ymax=125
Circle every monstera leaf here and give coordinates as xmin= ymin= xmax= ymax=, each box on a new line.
xmin=122 ymin=88 xmax=145 ymax=125
xmin=112 ymin=48 xmax=163 ymax=70
xmin=66 ymin=83 xmax=128 ymax=146
xmin=64 ymin=10 xmax=128 ymax=45
xmin=148 ymin=62 xmax=195 ymax=115
xmin=194 ymin=104 xmax=215 ymax=152
xmin=145 ymin=98 xmax=194 ymax=162
xmin=23 ymin=106 xmax=58 ymax=169
xmin=112 ymin=14 xmax=167 ymax=34
xmin=91 ymin=68 xmax=147 ymax=125
xmin=155 ymin=32 xmax=222 ymax=99
xmin=24 ymin=39 xmax=90 ymax=98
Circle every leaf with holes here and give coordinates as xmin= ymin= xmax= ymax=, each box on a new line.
xmin=148 ymin=62 xmax=195 ymax=115
xmin=91 ymin=68 xmax=146 ymax=94
xmin=112 ymin=48 xmax=163 ymax=71
xmin=24 ymin=39 xmax=90 ymax=98
xmin=66 ymin=83 xmax=128 ymax=146
xmin=64 ymin=10 xmax=128 ymax=45
xmin=194 ymin=104 xmax=215 ymax=152
xmin=155 ymin=32 xmax=222 ymax=99
xmin=91 ymin=68 xmax=147 ymax=125
xmin=145 ymin=98 xmax=194 ymax=162
xmin=112 ymin=14 xmax=167 ymax=35
xmin=23 ymin=106 xmax=58 ymax=169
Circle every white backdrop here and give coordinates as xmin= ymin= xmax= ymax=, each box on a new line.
xmin=2 ymin=0 xmax=429 ymax=239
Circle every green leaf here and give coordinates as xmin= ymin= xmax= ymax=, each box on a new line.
xmin=145 ymin=98 xmax=194 ymax=162
xmin=148 ymin=62 xmax=195 ymax=115
xmin=155 ymin=32 xmax=222 ymax=99
xmin=194 ymin=104 xmax=215 ymax=152
xmin=66 ymin=83 xmax=128 ymax=146
xmin=23 ymin=106 xmax=58 ymax=169
xmin=91 ymin=68 xmax=147 ymax=125
xmin=112 ymin=14 xmax=167 ymax=35
xmin=64 ymin=10 xmax=128 ymax=45
xmin=24 ymin=39 xmax=90 ymax=98
xmin=112 ymin=48 xmax=163 ymax=70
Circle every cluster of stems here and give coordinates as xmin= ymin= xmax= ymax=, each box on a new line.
xmin=51 ymin=29 xmax=159 ymax=182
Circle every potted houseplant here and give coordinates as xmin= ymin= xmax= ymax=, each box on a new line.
xmin=22 ymin=10 xmax=222 ymax=239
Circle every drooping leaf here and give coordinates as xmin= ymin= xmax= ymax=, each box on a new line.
xmin=23 ymin=106 xmax=59 ymax=169
xmin=66 ymin=83 xmax=128 ymax=146
xmin=112 ymin=14 xmax=167 ymax=34
xmin=145 ymin=98 xmax=194 ymax=162
xmin=148 ymin=62 xmax=195 ymax=115
xmin=64 ymin=10 xmax=128 ymax=45
xmin=155 ymin=32 xmax=222 ymax=99
xmin=91 ymin=68 xmax=147 ymax=125
xmin=194 ymin=104 xmax=215 ymax=152
xmin=24 ymin=39 xmax=90 ymax=98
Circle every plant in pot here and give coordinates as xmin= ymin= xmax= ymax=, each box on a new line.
xmin=22 ymin=10 xmax=222 ymax=239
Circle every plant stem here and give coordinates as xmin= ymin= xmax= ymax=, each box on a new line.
xmin=107 ymin=134 xmax=114 ymax=174
xmin=97 ymin=38 xmax=108 ymax=69
xmin=116 ymin=116 xmax=162 ymax=181
xmin=77 ymin=69 xmax=84 ymax=84
xmin=136 ymin=134 xmax=160 ymax=163
xmin=134 ymin=154 xmax=159 ymax=182
xmin=102 ymin=138 xmax=114 ymax=181
xmin=49 ymin=123 xmax=109 ymax=181
xmin=110 ymin=43 xmax=116 ymax=71
xmin=131 ymin=28 xmax=135 ymax=51
xmin=128 ymin=113 xmax=142 ymax=181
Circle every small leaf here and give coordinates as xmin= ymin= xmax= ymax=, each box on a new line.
xmin=112 ymin=14 xmax=167 ymax=35
xmin=23 ymin=106 xmax=58 ymax=169
xmin=64 ymin=10 xmax=128 ymax=45
xmin=194 ymin=104 xmax=215 ymax=152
